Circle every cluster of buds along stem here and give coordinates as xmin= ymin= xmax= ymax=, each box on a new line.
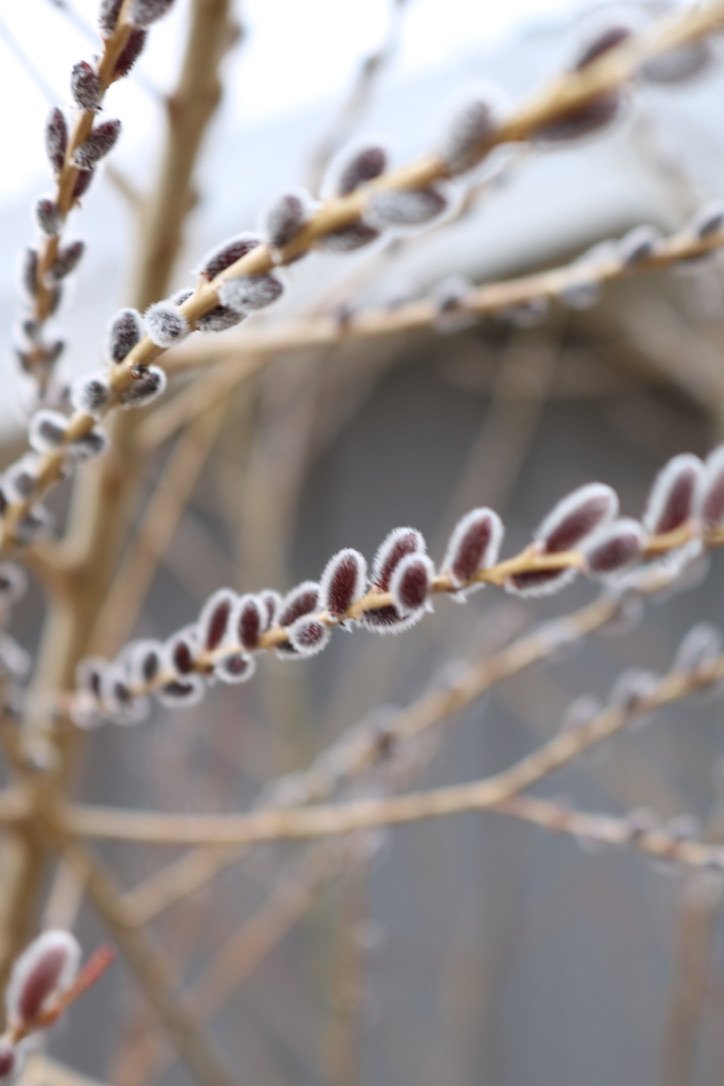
xmin=70 ymin=446 xmax=724 ymax=726
xmin=11 ymin=0 xmax=178 ymax=399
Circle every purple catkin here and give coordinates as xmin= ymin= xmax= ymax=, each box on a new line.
xmin=573 ymin=25 xmax=631 ymax=70
xmin=157 ymin=675 xmax=205 ymax=708
xmin=697 ymin=446 xmax=724 ymax=528
xmin=72 ymin=119 xmax=121 ymax=169
xmin=549 ymin=36 xmax=634 ymax=151
xmin=72 ymin=168 xmax=95 ymax=201
xmin=259 ymin=590 xmax=282 ymax=629
xmin=372 ymin=527 xmax=426 ymax=590
xmin=287 ymin=617 xmax=330 ymax=657
xmin=28 ymin=410 xmax=67 ymax=453
xmin=6 ymin=932 xmax=80 ymax=1027
xmin=442 ymin=508 xmax=503 ymax=587
xmin=439 ymin=96 xmax=497 ymax=175
xmin=537 ymin=483 xmax=618 ymax=553
xmin=35 ymin=198 xmax=60 ymax=237
xmin=198 ymin=234 xmax=261 ymax=280
xmin=45 ymin=108 xmax=68 ymax=173
xmin=99 ymin=0 xmax=123 ymax=36
xmin=265 ymin=191 xmax=311 ymax=249
xmin=197 ymin=305 xmax=246 ymax=332
xmin=107 ymin=307 xmax=143 ymax=363
xmin=217 ymin=273 xmax=284 ymax=312
xmin=389 ymin=553 xmax=433 ymax=614
xmin=70 ymin=61 xmax=101 ymax=110
xmin=118 ymin=366 xmax=167 ymax=407
xmin=367 ymin=187 xmax=447 ymax=227
xmin=144 ymin=302 xmax=190 ymax=347
xmin=316 ymin=222 xmax=380 ymax=253
xmin=320 ymin=548 xmax=367 ymax=616
xmin=582 ymin=519 xmax=645 ymax=577
xmin=643 ymin=454 xmax=702 ymax=535
xmin=130 ymin=0 xmax=176 ymax=28
xmin=50 ymin=240 xmax=85 ymax=281
xmin=113 ymin=28 xmax=147 ymax=78
xmin=333 ymin=144 xmax=388 ymax=196
xmin=169 ymin=635 xmax=195 ymax=675
xmin=70 ymin=372 xmax=111 ymax=417
xmin=214 ymin=653 xmax=256 ymax=683
xmin=617 ymin=225 xmax=662 ymax=266
xmin=689 ymin=201 xmax=724 ymax=240
xmin=278 ymin=582 xmax=321 ymax=628
xmin=199 ymin=589 xmax=234 ymax=651
xmin=234 ymin=594 xmax=266 ymax=651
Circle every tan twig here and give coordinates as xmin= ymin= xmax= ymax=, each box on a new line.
xmin=129 ymin=0 xmax=239 ymax=307
xmin=130 ymin=849 xmax=336 ymax=1086
xmin=19 ymin=1053 xmax=111 ymax=1086
xmin=164 ymin=220 xmax=724 ymax=376
xmin=4 ymin=1 xmax=723 ymax=545
xmin=19 ymin=3 xmax=137 ymax=388
xmin=305 ymin=0 xmax=410 ymax=191
xmin=90 ymin=397 xmax=230 ymax=656
xmin=62 ymin=628 xmax=724 ymax=848
xmin=56 ymin=836 xmax=237 ymax=1086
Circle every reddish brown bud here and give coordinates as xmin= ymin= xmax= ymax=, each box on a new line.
xmin=73 ymin=119 xmax=121 ymax=169
xmin=217 ymin=273 xmax=284 ymax=312
xmin=6 ymin=931 xmax=80 ymax=1027
xmin=278 ymin=581 xmax=320 ymax=628
xmin=643 ymin=453 xmax=702 ymax=535
xmin=214 ymin=652 xmax=256 ymax=683
xmin=71 ymin=60 xmax=101 ymax=110
xmin=583 ymin=518 xmax=645 ymax=577
xmin=144 ymin=302 xmax=189 ymax=347
xmin=51 ymin=240 xmax=85 ymax=281
xmin=332 ymin=144 xmax=388 ymax=196
xmin=367 ymin=187 xmax=447 ymax=227
xmin=130 ymin=0 xmax=176 ymax=27
xmin=198 ymin=589 xmax=234 ymax=651
xmin=198 ymin=234 xmax=260 ymax=280
xmin=287 ymin=617 xmax=330 ymax=657
xmin=320 ymin=548 xmax=367 ymax=616
xmin=45 ymin=108 xmax=68 ymax=173
xmin=372 ymin=527 xmax=426 ymax=590
xmin=233 ymin=594 xmax=266 ymax=651
xmin=389 ymin=553 xmax=434 ymax=614
xmin=442 ymin=508 xmax=503 ymax=589
xmin=113 ymin=28 xmax=147 ymax=78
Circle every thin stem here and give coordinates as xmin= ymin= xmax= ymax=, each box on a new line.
xmin=63 ymin=650 xmax=724 ymax=847
xmin=164 ymin=222 xmax=724 ymax=377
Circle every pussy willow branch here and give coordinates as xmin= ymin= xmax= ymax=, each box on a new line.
xmin=164 ymin=221 xmax=724 ymax=377
xmin=21 ymin=2 xmax=136 ymax=386
xmin=3 ymin=0 xmax=723 ymax=546
xmin=487 ymin=795 xmax=724 ymax=872
xmin=115 ymin=562 xmax=687 ymax=925
xmin=60 ymin=648 xmax=724 ymax=848
xmin=66 ymin=520 xmax=719 ymax=716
